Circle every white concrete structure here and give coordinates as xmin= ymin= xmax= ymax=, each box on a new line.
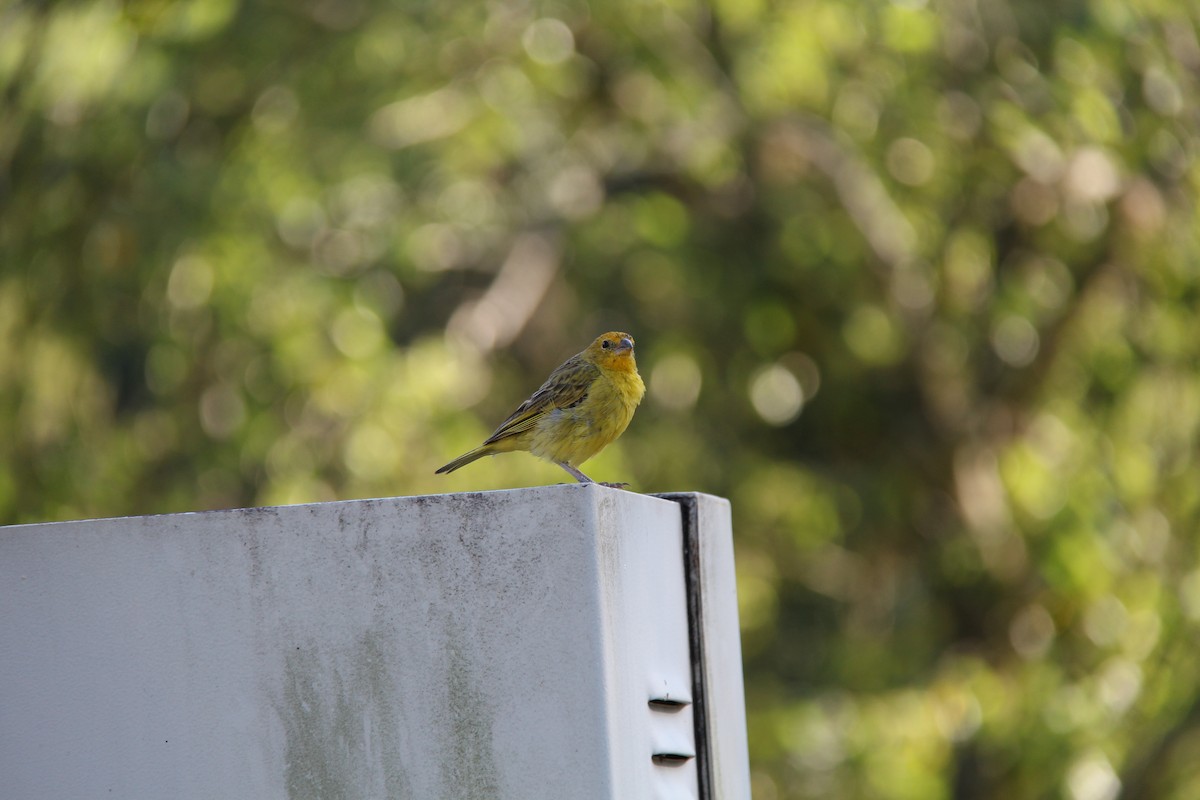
xmin=0 ymin=485 xmax=749 ymax=799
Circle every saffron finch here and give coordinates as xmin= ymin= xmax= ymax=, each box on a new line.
xmin=436 ymin=332 xmax=645 ymax=485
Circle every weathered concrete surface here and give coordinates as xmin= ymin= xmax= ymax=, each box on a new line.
xmin=0 ymin=485 xmax=745 ymax=799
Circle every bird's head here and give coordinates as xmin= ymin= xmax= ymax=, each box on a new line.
xmin=586 ymin=331 xmax=637 ymax=372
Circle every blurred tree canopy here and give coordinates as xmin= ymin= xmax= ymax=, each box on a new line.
xmin=4 ymin=0 xmax=1200 ymax=797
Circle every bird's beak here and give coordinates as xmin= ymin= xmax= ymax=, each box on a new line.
xmin=616 ymin=336 xmax=634 ymax=352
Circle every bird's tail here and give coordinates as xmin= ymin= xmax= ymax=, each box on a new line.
xmin=435 ymin=446 xmax=490 ymax=475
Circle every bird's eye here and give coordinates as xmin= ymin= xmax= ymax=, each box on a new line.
xmin=602 ymin=340 xmax=611 ymax=349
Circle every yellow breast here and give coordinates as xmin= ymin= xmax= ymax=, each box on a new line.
xmin=528 ymin=366 xmax=645 ymax=467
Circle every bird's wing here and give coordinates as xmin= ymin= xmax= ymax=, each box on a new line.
xmin=482 ymin=355 xmax=599 ymax=444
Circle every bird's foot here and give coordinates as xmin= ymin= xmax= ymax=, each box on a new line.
xmin=555 ymin=461 xmax=631 ymax=489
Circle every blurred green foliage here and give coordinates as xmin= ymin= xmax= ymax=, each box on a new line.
xmin=4 ymin=0 xmax=1200 ymax=796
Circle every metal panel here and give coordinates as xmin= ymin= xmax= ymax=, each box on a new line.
xmin=657 ymin=492 xmax=753 ymax=800
xmin=0 ymin=486 xmax=716 ymax=799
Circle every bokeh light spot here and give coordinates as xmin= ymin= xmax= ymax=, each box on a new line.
xmin=650 ymin=353 xmax=702 ymax=411
xmin=331 ymin=306 xmax=385 ymax=360
xmin=991 ymin=315 xmax=1039 ymax=367
xmin=522 ymin=18 xmax=575 ymax=66
xmin=843 ymin=305 xmax=905 ymax=366
xmin=749 ymin=364 xmax=804 ymax=426
xmin=1009 ymin=604 xmax=1055 ymax=659
xmin=886 ymin=137 xmax=935 ymax=186
xmin=1066 ymin=751 xmax=1120 ymax=800
xmin=199 ymin=383 xmax=246 ymax=440
xmin=167 ymin=255 xmax=214 ymax=310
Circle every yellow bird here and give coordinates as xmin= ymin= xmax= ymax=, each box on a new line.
xmin=436 ymin=332 xmax=645 ymax=485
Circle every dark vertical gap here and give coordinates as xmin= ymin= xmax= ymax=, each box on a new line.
xmin=654 ymin=492 xmax=713 ymax=799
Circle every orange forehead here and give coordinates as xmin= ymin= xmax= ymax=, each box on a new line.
xmin=597 ymin=331 xmax=632 ymax=345
xmin=586 ymin=332 xmax=636 ymax=366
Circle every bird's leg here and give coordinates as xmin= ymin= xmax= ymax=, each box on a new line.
xmin=555 ymin=461 xmax=594 ymax=483
xmin=555 ymin=461 xmax=629 ymax=490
